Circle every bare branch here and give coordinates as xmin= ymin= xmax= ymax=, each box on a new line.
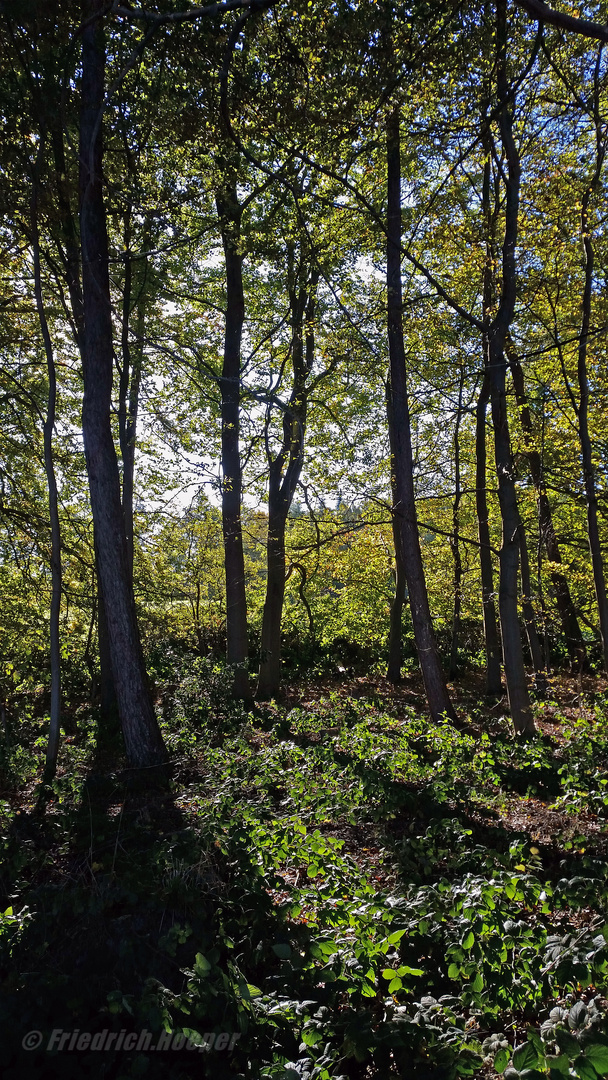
xmin=515 ymin=0 xmax=608 ymax=43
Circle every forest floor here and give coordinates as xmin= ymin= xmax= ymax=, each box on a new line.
xmin=1 ymin=663 xmax=608 ymax=1079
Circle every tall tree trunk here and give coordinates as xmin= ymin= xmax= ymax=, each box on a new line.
xmin=257 ymin=250 xmax=318 ymax=701
xmin=96 ymin=564 xmax=120 ymax=739
xmin=118 ymin=210 xmax=148 ymax=581
xmin=50 ymin=110 xmax=118 ymax=728
xmin=578 ymin=182 xmax=608 ymax=671
xmin=449 ymin=368 xmax=465 ymax=679
xmin=31 ymin=173 xmax=62 ymax=783
xmin=489 ymin=343 xmax=533 ymax=732
xmin=506 ymin=336 xmax=586 ymax=668
xmin=386 ymin=379 xmax=407 ymax=683
xmin=477 ymin=117 xmax=503 ymax=698
xmin=386 ymin=105 xmax=456 ymax=725
xmin=80 ymin=0 xmax=167 ymax=772
xmin=387 ymin=530 xmax=407 ymax=683
xmin=258 ymin=503 xmax=289 ymax=699
xmin=487 ymin=0 xmax=534 ymax=734
xmin=518 ymin=517 xmax=547 ymax=693
xmin=217 ymin=182 xmax=250 ymax=700
xmin=475 ymin=370 xmax=503 ymax=696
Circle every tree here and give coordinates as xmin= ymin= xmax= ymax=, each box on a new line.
xmin=484 ymin=0 xmax=535 ymax=733
xmin=506 ymin=335 xmax=586 ymax=668
xmin=216 ymin=170 xmax=251 ymax=700
xmin=257 ymin=220 xmax=321 ymax=699
xmin=31 ymin=163 xmax=63 ymax=783
xmin=573 ymin=52 xmax=608 ymax=671
xmin=79 ymin=0 xmax=167 ymax=772
xmin=385 ymin=104 xmax=456 ymax=725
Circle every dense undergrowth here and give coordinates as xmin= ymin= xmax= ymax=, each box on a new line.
xmin=1 ymin=660 xmax=608 ymax=1078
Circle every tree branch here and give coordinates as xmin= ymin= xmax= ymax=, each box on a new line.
xmin=515 ymin=0 xmax=608 ymax=43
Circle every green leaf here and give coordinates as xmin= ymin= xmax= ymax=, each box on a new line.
xmin=513 ymin=1042 xmax=540 ymax=1071
xmin=494 ymin=1047 xmax=510 ymax=1073
xmin=556 ymin=1030 xmax=580 ymax=1057
xmin=194 ymin=953 xmax=211 ymax=976
xmin=272 ymin=943 xmax=292 ymax=960
xmin=545 ymin=1054 xmax=570 ymax=1076
xmin=448 ymin=962 xmax=461 ymax=979
xmin=301 ymin=1028 xmax=323 ymax=1046
xmin=586 ymin=1045 xmax=608 ymax=1075
xmin=182 ymin=1028 xmax=203 ymax=1047
xmin=569 ymin=1002 xmax=588 ymax=1030
xmin=462 ymin=931 xmax=475 ymax=950
xmin=238 ymin=981 xmax=262 ymax=1000
xmin=528 ymin=1032 xmax=544 ymax=1053
xmin=573 ymin=1056 xmax=598 ymax=1080
xmin=388 ymin=977 xmax=402 ymax=992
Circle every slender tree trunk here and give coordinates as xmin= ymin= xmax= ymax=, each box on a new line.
xmin=386 ymin=105 xmax=456 ymax=725
xmin=257 ymin=252 xmax=317 ymax=700
xmin=31 ymin=177 xmax=62 ymax=783
xmin=578 ymin=184 xmax=608 ymax=671
xmin=118 ymin=212 xmax=151 ymax=579
xmin=120 ymin=343 xmax=142 ymax=579
xmin=536 ymin=511 xmax=551 ymax=673
xmin=506 ymin=336 xmax=586 ymax=667
xmin=487 ymin=0 xmax=534 ymax=734
xmin=50 ymin=110 xmax=119 ymax=728
xmin=387 ymin=533 xmax=407 ymax=683
xmin=475 ymin=370 xmax=503 ymax=696
xmin=80 ymin=0 xmax=167 ymax=772
xmin=478 ymin=119 xmax=503 ymax=698
xmin=518 ymin=518 xmax=547 ymax=693
xmin=449 ymin=369 xmax=465 ymax=679
xmin=386 ymin=380 xmax=407 ymax=683
xmin=96 ymin=568 xmax=120 ymax=737
xmin=258 ymin=502 xmax=288 ymax=699
xmin=489 ymin=341 xmax=533 ymax=732
xmin=217 ymin=183 xmax=250 ymax=700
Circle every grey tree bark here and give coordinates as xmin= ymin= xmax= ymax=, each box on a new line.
xmin=386 ymin=105 xmax=456 ymax=725
xmin=486 ymin=0 xmax=534 ymax=733
xmin=80 ymin=0 xmax=167 ymax=773
xmin=518 ymin=517 xmax=548 ymax=693
xmin=449 ymin=368 xmax=465 ymax=679
xmin=386 ymin=380 xmax=408 ymax=684
xmin=49 ymin=99 xmax=119 ymax=731
xmin=118 ymin=209 xmax=149 ymax=581
xmin=475 ymin=369 xmax=503 ymax=697
xmin=257 ymin=245 xmax=318 ymax=700
xmin=506 ymin=336 xmax=586 ymax=668
xmin=477 ymin=128 xmax=503 ymax=698
xmin=577 ymin=159 xmax=608 ymax=671
xmin=31 ymin=168 xmax=62 ymax=783
xmin=216 ymin=180 xmax=251 ymax=700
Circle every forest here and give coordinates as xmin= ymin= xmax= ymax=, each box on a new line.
xmin=2 ymin=0 xmax=608 ymax=1077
